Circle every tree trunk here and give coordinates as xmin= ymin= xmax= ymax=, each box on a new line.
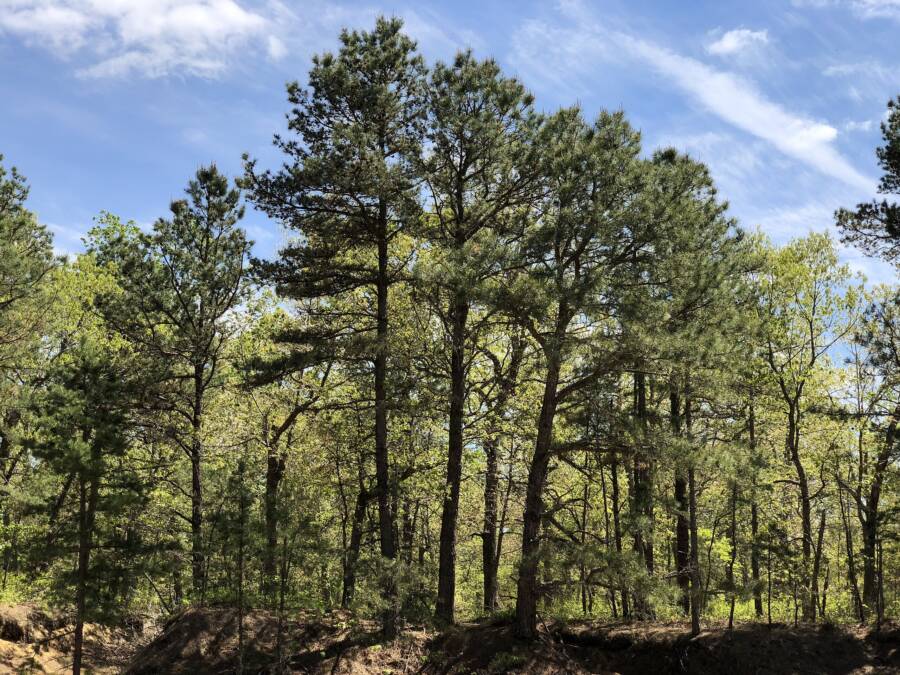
xmin=374 ymin=206 xmax=396 ymax=637
xmin=341 ymin=486 xmax=368 ymax=609
xmin=482 ymin=434 xmax=500 ymax=614
xmin=514 ymin=355 xmax=560 ymax=638
xmin=688 ymin=466 xmax=701 ymax=636
xmin=749 ymin=399 xmax=763 ymax=618
xmin=839 ymin=483 xmax=864 ymax=622
xmin=436 ymin=297 xmax=469 ymax=624
xmin=861 ymin=410 xmax=895 ymax=615
xmin=610 ymin=454 xmax=629 ymax=618
xmin=786 ymin=403 xmax=814 ymax=621
xmin=482 ymin=336 xmax=522 ymax=614
xmin=632 ymin=372 xmax=653 ymax=618
xmin=73 ymin=464 xmax=99 ymax=675
xmin=811 ymin=509 xmax=827 ymax=622
xmin=672 ymin=381 xmax=690 ymax=615
xmin=727 ymin=482 xmax=738 ymax=630
xmin=751 ymin=501 xmax=763 ymax=618
xmin=263 ymin=447 xmax=285 ymax=599
xmin=686 ymin=387 xmax=700 ymax=636
xmin=190 ymin=363 xmax=205 ymax=601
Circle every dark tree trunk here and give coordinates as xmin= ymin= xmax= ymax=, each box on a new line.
xmin=263 ymin=448 xmax=285 ymax=599
xmin=342 ymin=485 xmax=369 ymax=608
xmin=839 ymin=484 xmax=864 ymax=622
xmin=688 ymin=466 xmax=701 ymax=636
xmin=190 ymin=364 xmax=205 ymax=601
xmin=436 ymin=297 xmax=469 ymax=624
xmin=610 ymin=454 xmax=629 ymax=618
xmin=631 ymin=372 xmax=653 ymax=618
xmin=785 ymin=402 xmax=815 ymax=621
xmin=671 ymin=384 xmax=689 ymax=615
xmin=482 ymin=434 xmax=500 ymax=614
xmin=686 ymin=388 xmax=700 ymax=636
xmin=599 ymin=461 xmax=617 ymax=618
xmin=861 ymin=410 xmax=895 ymax=614
xmin=749 ymin=399 xmax=763 ymax=618
xmin=514 ymin=355 xmax=560 ymax=638
xmin=374 ymin=208 xmax=397 ymax=637
xmin=727 ymin=482 xmax=738 ymax=630
xmin=811 ymin=509 xmax=827 ymax=622
xmin=73 ymin=463 xmax=99 ymax=675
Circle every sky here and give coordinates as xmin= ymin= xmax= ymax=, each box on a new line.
xmin=1 ymin=0 xmax=899 ymax=283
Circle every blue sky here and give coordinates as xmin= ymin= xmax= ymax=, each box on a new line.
xmin=1 ymin=0 xmax=899 ymax=282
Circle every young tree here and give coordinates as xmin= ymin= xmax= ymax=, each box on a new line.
xmin=88 ymin=166 xmax=250 ymax=600
xmin=757 ymin=233 xmax=859 ymax=621
xmin=844 ymin=290 xmax=900 ymax=617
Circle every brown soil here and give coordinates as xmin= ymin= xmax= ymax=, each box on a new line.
xmin=0 ymin=603 xmax=142 ymax=673
xmin=126 ymin=607 xmax=900 ymax=675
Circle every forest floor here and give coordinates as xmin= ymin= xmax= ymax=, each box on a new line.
xmin=2 ymin=603 xmax=898 ymax=673
xmin=125 ymin=606 xmax=900 ymax=674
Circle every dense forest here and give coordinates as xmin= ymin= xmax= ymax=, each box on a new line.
xmin=1 ymin=17 xmax=899 ymax=674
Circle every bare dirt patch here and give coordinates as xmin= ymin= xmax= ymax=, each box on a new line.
xmin=125 ymin=607 xmax=900 ymax=674
xmin=0 ymin=603 xmax=142 ymax=673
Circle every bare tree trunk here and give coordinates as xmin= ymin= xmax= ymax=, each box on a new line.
xmin=632 ymin=372 xmax=654 ymax=619
xmin=671 ymin=383 xmax=690 ymax=615
xmin=437 ymin=296 xmax=469 ymax=624
xmin=263 ymin=447 xmax=285 ymax=599
xmin=190 ymin=364 xmax=205 ymax=601
xmin=839 ymin=483 xmax=864 ymax=622
xmin=689 ymin=467 xmax=701 ymax=636
xmin=811 ymin=509 xmax=827 ymax=622
xmin=686 ymin=387 xmax=700 ymax=636
xmin=599 ymin=462 xmax=617 ymax=618
xmin=374 ymin=208 xmax=396 ymax=638
xmin=73 ymin=464 xmax=99 ymax=675
xmin=514 ymin=356 xmax=560 ymax=638
xmin=727 ymin=482 xmax=738 ymax=630
xmin=610 ymin=454 xmax=629 ymax=619
xmin=482 ymin=435 xmax=500 ymax=613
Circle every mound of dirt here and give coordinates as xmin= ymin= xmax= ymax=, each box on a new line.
xmin=0 ymin=603 xmax=141 ymax=673
xmin=126 ymin=607 xmax=428 ymax=674
xmin=127 ymin=607 xmax=900 ymax=674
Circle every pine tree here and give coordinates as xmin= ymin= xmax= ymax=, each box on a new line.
xmin=501 ymin=108 xmax=650 ymax=637
xmin=243 ymin=17 xmax=426 ymax=636
xmin=417 ymin=51 xmax=542 ymax=624
xmin=87 ymin=165 xmax=250 ymax=601
xmin=837 ymin=97 xmax=900 ymax=262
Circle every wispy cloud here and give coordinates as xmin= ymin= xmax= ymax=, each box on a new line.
xmin=852 ymin=0 xmax=900 ymax=21
xmin=794 ymin=0 xmax=900 ymax=21
xmin=0 ymin=0 xmax=279 ymax=78
xmin=510 ymin=2 xmax=875 ymax=193
xmin=0 ymin=0 xmax=484 ymax=78
xmin=844 ymin=118 xmax=876 ymax=132
xmin=707 ymin=28 xmax=769 ymax=56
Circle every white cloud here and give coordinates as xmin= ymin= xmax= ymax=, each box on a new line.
xmin=707 ymin=28 xmax=769 ymax=56
xmin=266 ymin=35 xmax=287 ymax=61
xmin=844 ymin=119 xmax=875 ymax=132
xmin=511 ymin=2 xmax=875 ymax=193
xmin=794 ymin=0 xmax=900 ymax=20
xmin=823 ymin=61 xmax=900 ymax=103
xmin=852 ymin=0 xmax=900 ymax=20
xmin=0 ymin=0 xmax=276 ymax=78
